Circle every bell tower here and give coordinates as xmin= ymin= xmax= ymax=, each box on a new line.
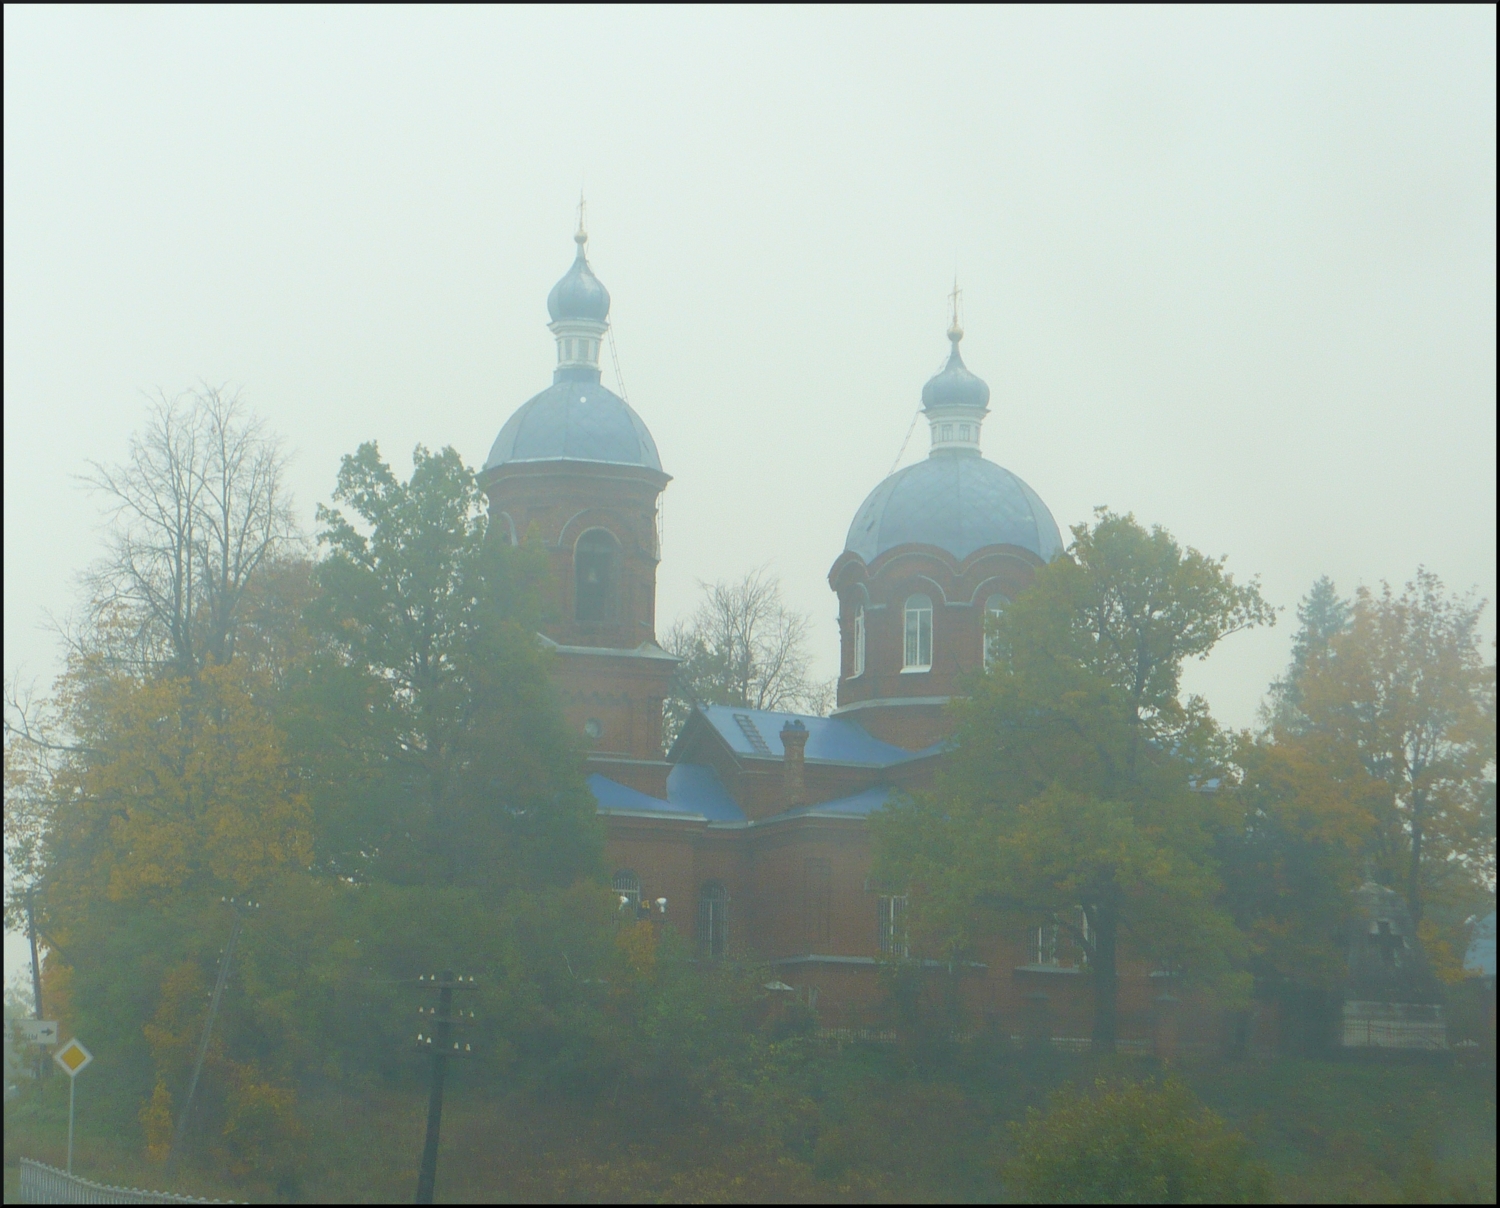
xmin=480 ymin=217 xmax=677 ymax=788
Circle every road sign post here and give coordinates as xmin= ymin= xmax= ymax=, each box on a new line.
xmin=21 ymin=1020 xmax=58 ymax=1046
xmin=53 ymin=1037 xmax=93 ymax=1176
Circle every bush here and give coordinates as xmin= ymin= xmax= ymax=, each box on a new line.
xmin=1007 ymin=1076 xmax=1272 ymax=1204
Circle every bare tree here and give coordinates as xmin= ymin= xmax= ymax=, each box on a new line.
xmin=81 ymin=386 xmax=298 ymax=677
xmin=661 ymin=568 xmax=834 ymax=746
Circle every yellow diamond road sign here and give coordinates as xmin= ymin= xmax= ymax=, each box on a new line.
xmin=54 ymin=1037 xmax=92 ymax=1077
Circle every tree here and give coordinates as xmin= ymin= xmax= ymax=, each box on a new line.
xmin=43 ymin=661 xmax=312 ymax=909
xmin=875 ymin=510 xmax=1275 ymax=1049
xmin=300 ymin=441 xmax=601 ymax=894
xmin=16 ymin=650 xmax=315 ymax=1181
xmin=81 ymin=386 xmax=297 ymax=678
xmin=1219 ymin=731 xmax=1385 ymax=989
xmin=1292 ymin=570 xmax=1494 ymax=936
xmin=1262 ymin=575 xmax=1352 ymax=733
xmin=1007 ymin=1078 xmax=1271 ymax=1204
xmin=661 ymin=569 xmax=833 ymax=745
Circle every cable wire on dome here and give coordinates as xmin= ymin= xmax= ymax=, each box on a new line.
xmin=607 ymin=326 xmax=631 ymax=407
xmin=887 ymin=406 xmax=923 ymax=477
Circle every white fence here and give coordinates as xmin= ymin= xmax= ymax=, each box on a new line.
xmin=18 ymin=1159 xmax=243 ymax=1205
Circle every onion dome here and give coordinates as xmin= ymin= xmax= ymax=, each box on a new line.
xmin=921 ymin=322 xmax=990 ymax=412
xmin=844 ymin=453 xmax=1062 ymax=564
xmin=484 ymin=378 xmax=662 ymax=472
xmin=486 ymin=221 xmax=662 ymax=473
xmin=843 ymin=305 xmax=1061 ymax=564
xmin=546 ymin=228 xmax=611 ymax=322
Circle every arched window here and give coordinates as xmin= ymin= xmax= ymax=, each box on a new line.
xmin=903 ymin=594 xmax=932 ymax=671
xmin=612 ymin=870 xmax=641 ymax=911
xmin=852 ymin=604 xmax=866 ymax=677
xmin=983 ymin=594 xmax=1006 ymax=669
xmin=698 ymin=881 xmax=728 ymax=960
xmin=574 ymin=529 xmax=620 ymax=623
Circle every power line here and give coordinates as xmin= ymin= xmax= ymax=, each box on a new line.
xmin=165 ymin=896 xmax=258 ymax=1181
xmin=413 ymin=971 xmax=477 ymax=1204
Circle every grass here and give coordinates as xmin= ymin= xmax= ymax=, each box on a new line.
xmin=5 ymin=1048 xmax=1495 ymax=1203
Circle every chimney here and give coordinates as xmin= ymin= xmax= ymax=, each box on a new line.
xmin=781 ymin=719 xmax=808 ymax=807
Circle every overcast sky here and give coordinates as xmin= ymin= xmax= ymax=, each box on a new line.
xmin=5 ymin=6 xmax=1496 ymax=740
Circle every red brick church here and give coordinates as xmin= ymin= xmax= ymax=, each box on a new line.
xmin=478 ymin=225 xmax=1164 ymax=1042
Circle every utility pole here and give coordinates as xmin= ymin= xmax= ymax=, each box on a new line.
xmin=414 ymin=971 xmax=475 ymax=1205
xmin=165 ymin=896 xmax=257 ymax=1180
xmin=25 ymin=887 xmax=46 ymax=1080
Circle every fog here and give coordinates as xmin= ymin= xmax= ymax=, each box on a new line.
xmin=6 ymin=5 xmax=1496 ymax=722
xmin=3 ymin=9 xmax=1495 ymax=980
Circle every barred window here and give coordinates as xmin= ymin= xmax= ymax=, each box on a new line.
xmin=612 ymin=870 xmax=641 ymax=911
xmin=804 ymin=859 xmax=832 ymax=949
xmin=1027 ymin=907 xmax=1090 ymax=967
xmin=983 ymin=594 xmax=1006 ymax=669
xmin=878 ymin=894 xmax=909 ymax=957
xmin=698 ymin=881 xmax=728 ymax=960
xmin=903 ymin=594 xmax=932 ymax=670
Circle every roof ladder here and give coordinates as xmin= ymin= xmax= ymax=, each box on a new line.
xmin=732 ymin=713 xmax=773 ymax=755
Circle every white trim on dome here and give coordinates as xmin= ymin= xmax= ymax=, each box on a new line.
xmin=550 ymin=316 xmax=608 ymax=371
xmin=926 ymin=403 xmax=985 ymax=453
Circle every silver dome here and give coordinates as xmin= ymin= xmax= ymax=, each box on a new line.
xmin=845 ymin=451 xmax=1062 ymax=564
xmin=547 ymin=237 xmax=611 ymax=322
xmin=484 ymin=377 xmax=662 ymax=471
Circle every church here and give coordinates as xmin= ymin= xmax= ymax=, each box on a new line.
xmin=479 ymin=222 xmax=1162 ymax=1043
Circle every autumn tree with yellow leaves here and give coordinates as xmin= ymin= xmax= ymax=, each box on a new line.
xmin=4 ymin=389 xmax=313 ymax=1185
xmin=1262 ymin=570 xmax=1495 ymax=979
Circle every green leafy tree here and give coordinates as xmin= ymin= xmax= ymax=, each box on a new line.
xmin=876 ymin=510 xmax=1275 ymax=1049
xmin=1007 ymin=1077 xmax=1272 ymax=1204
xmin=298 ymin=441 xmax=602 ymax=896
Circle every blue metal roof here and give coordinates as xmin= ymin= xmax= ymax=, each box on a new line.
xmin=691 ymin=705 xmax=933 ymax=766
xmin=845 ymin=450 xmax=1062 ymax=564
xmin=485 ymin=373 xmax=662 ymax=472
xmin=588 ymin=768 xmax=897 ymax=825
xmin=587 ymin=773 xmax=690 ymax=816
xmin=667 ymin=763 xmax=744 ymax=821
xmin=777 ymin=785 xmax=895 ymax=819
xmin=588 ymin=763 xmax=747 ymax=823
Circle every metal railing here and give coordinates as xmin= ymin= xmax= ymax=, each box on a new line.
xmin=18 ymin=1159 xmax=243 ymax=1205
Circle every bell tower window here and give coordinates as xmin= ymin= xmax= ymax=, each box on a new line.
xmin=852 ymin=604 xmax=866 ymax=677
xmin=903 ymin=594 xmax=932 ymax=671
xmin=575 ymin=529 xmax=621 ymax=623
